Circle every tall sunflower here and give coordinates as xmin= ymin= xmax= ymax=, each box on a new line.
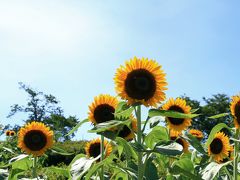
xmin=230 ymin=95 xmax=240 ymax=129
xmin=85 ymin=138 xmax=112 ymax=159
xmin=18 ymin=121 xmax=54 ymax=157
xmin=170 ymin=130 xmax=189 ymax=153
xmin=88 ymin=94 xmax=118 ymax=125
xmin=114 ymin=57 xmax=167 ymax=107
xmin=189 ymin=129 xmax=203 ymax=141
xmin=5 ymin=130 xmax=11 ymax=136
xmin=208 ymin=132 xmax=231 ymax=162
xmin=162 ymin=98 xmax=192 ymax=132
xmin=118 ymin=118 xmax=137 ymax=141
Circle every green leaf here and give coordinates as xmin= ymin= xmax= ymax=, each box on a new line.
xmin=8 ymin=156 xmax=32 ymax=180
xmin=208 ymin=113 xmax=229 ymax=119
xmin=70 ymin=155 xmax=100 ymax=179
xmin=206 ymin=123 xmax=230 ymax=147
xmin=191 ymin=108 xmax=199 ymax=113
xmin=153 ymin=141 xmax=183 ymax=156
xmin=115 ymin=137 xmax=138 ymax=160
xmin=170 ymin=158 xmax=199 ymax=179
xmin=149 ymin=109 xmax=199 ymax=119
xmin=88 ymin=119 xmax=131 ymax=133
xmin=51 ymin=146 xmax=74 ymax=156
xmin=68 ymin=154 xmax=86 ymax=168
xmin=65 ymin=118 xmax=88 ymax=136
xmin=144 ymin=158 xmax=159 ymax=180
xmin=47 ymin=167 xmax=71 ymax=178
xmin=114 ymin=105 xmax=134 ymax=119
xmin=200 ymin=161 xmax=232 ymax=180
xmin=145 ymin=126 xmax=169 ymax=149
xmin=115 ymin=101 xmax=128 ymax=112
xmin=98 ymin=130 xmax=118 ymax=140
xmin=85 ymin=154 xmax=115 ymax=179
xmin=183 ymin=133 xmax=206 ymax=155
xmin=2 ymin=147 xmax=15 ymax=154
xmin=148 ymin=116 xmax=165 ymax=128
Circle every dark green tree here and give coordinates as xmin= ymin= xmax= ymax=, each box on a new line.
xmin=7 ymin=82 xmax=78 ymax=141
xmin=182 ymin=94 xmax=232 ymax=136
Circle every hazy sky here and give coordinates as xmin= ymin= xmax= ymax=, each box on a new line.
xmin=0 ymin=1 xmax=239 ymax=140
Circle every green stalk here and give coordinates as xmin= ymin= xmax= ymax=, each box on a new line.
xmin=234 ymin=129 xmax=239 ymax=180
xmin=100 ymin=135 xmax=105 ymax=180
xmin=136 ymin=105 xmax=144 ymax=180
xmin=32 ymin=156 xmax=37 ymax=178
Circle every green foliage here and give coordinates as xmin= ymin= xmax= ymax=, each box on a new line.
xmin=6 ymin=82 xmax=78 ymax=141
xmin=44 ymin=141 xmax=86 ymax=167
xmin=182 ymin=94 xmax=232 ymax=136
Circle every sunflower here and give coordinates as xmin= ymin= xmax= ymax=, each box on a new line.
xmin=10 ymin=131 xmax=16 ymax=136
xmin=85 ymin=138 xmax=112 ymax=159
xmin=114 ymin=57 xmax=167 ymax=107
xmin=230 ymin=95 xmax=240 ymax=129
xmin=88 ymin=94 xmax=118 ymax=125
xmin=189 ymin=129 xmax=203 ymax=141
xmin=162 ymin=98 xmax=192 ymax=132
xmin=170 ymin=130 xmax=189 ymax=153
xmin=118 ymin=118 xmax=137 ymax=141
xmin=219 ymin=145 xmax=234 ymax=163
xmin=208 ymin=132 xmax=231 ymax=162
xmin=5 ymin=130 xmax=11 ymax=136
xmin=18 ymin=121 xmax=54 ymax=157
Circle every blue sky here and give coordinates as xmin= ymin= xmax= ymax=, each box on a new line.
xmin=0 ymin=1 xmax=239 ymax=140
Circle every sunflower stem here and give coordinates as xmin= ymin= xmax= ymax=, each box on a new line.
xmin=32 ymin=156 xmax=37 ymax=178
xmin=234 ymin=129 xmax=239 ymax=180
xmin=100 ymin=135 xmax=104 ymax=180
xmin=136 ymin=105 xmax=144 ymax=180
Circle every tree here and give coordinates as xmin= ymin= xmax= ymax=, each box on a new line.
xmin=182 ymin=94 xmax=232 ymax=137
xmin=7 ymin=82 xmax=78 ymax=141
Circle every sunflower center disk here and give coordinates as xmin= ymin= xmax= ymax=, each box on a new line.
xmin=24 ymin=130 xmax=47 ymax=151
xmin=210 ymin=138 xmax=223 ymax=154
xmin=125 ymin=69 xmax=156 ymax=100
xmin=89 ymin=143 xmax=101 ymax=158
xmin=168 ymin=105 xmax=185 ymax=125
xmin=94 ymin=104 xmax=115 ymax=123
xmin=118 ymin=125 xmax=132 ymax=138
xmin=234 ymin=102 xmax=240 ymax=124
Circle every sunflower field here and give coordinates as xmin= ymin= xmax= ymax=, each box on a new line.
xmin=0 ymin=57 xmax=240 ymax=180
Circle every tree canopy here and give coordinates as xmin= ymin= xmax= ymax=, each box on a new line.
xmin=6 ymin=82 xmax=78 ymax=141
xmin=182 ymin=93 xmax=232 ymax=137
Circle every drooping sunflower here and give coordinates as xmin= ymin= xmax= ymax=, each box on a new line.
xmin=10 ymin=131 xmax=16 ymax=136
xmin=5 ymin=130 xmax=11 ymax=136
xmin=85 ymin=138 xmax=112 ymax=159
xmin=230 ymin=95 xmax=240 ymax=129
xmin=162 ymin=98 xmax=192 ymax=132
xmin=118 ymin=118 xmax=137 ymax=141
xmin=208 ymin=132 xmax=231 ymax=162
xmin=88 ymin=94 xmax=118 ymax=125
xmin=18 ymin=121 xmax=54 ymax=157
xmin=114 ymin=57 xmax=167 ymax=107
xmin=189 ymin=129 xmax=203 ymax=141
xmin=170 ymin=130 xmax=189 ymax=153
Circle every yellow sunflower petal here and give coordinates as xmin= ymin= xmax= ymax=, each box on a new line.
xmin=88 ymin=94 xmax=118 ymax=125
xmin=162 ymin=98 xmax=192 ymax=132
xmin=208 ymin=132 xmax=231 ymax=162
xmin=114 ymin=57 xmax=167 ymax=107
xmin=85 ymin=138 xmax=112 ymax=159
xmin=18 ymin=121 xmax=54 ymax=157
xmin=230 ymin=95 xmax=240 ymax=129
